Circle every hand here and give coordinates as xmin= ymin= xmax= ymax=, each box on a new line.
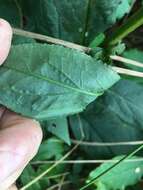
xmin=0 ymin=19 xmax=43 ymax=190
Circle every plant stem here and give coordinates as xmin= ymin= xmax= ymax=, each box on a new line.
xmin=81 ymin=0 xmax=91 ymax=45
xmin=72 ymin=139 xmax=143 ymax=146
xmin=20 ymin=142 xmax=81 ymax=190
xmin=13 ymin=28 xmax=91 ymax=53
xmin=14 ymin=0 xmax=23 ymax=28
xmin=105 ymin=7 xmax=143 ymax=47
xmin=80 ymin=144 xmax=143 ymax=190
xmin=32 ymin=158 xmax=143 ymax=165
xmin=110 ymin=55 xmax=143 ymax=68
xmin=112 ymin=66 xmax=143 ymax=78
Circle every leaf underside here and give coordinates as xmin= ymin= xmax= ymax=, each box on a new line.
xmin=0 ymin=43 xmax=119 ymax=120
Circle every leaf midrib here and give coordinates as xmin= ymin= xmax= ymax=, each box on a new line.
xmin=3 ymin=65 xmax=101 ymax=96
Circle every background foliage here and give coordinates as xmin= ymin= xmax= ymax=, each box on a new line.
xmin=0 ymin=0 xmax=143 ymax=189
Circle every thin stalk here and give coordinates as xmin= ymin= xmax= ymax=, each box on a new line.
xmin=46 ymin=179 xmax=85 ymax=190
xmin=12 ymin=28 xmax=91 ymax=53
xmin=14 ymin=0 xmax=23 ymax=28
xmin=20 ymin=142 xmax=81 ymax=190
xmin=112 ymin=66 xmax=143 ymax=78
xmin=110 ymin=55 xmax=143 ymax=68
xmin=81 ymin=0 xmax=91 ymax=45
xmin=72 ymin=139 xmax=143 ymax=146
xmin=32 ymin=158 xmax=143 ymax=165
xmin=105 ymin=7 xmax=143 ymax=46
xmin=80 ymin=144 xmax=143 ymax=190
xmin=46 ymin=181 xmax=71 ymax=190
xmin=57 ymin=174 xmax=66 ymax=190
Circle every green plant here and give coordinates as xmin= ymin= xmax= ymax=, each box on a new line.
xmin=87 ymin=155 xmax=143 ymax=190
xmin=1 ymin=0 xmax=143 ymax=190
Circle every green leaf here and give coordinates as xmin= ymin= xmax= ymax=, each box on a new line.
xmin=111 ymin=43 xmax=126 ymax=55
xmin=0 ymin=44 xmax=119 ymax=120
xmin=34 ymin=138 xmax=65 ymax=161
xmin=70 ymin=79 xmax=143 ymax=158
xmin=0 ymin=0 xmax=35 ymax=44
xmin=20 ymin=0 xmax=133 ymax=44
xmin=46 ymin=117 xmax=71 ymax=145
xmin=113 ymin=0 xmax=134 ymax=19
xmin=89 ymin=33 xmax=105 ymax=48
xmin=87 ymin=155 xmax=143 ymax=190
xmin=0 ymin=0 xmax=22 ymax=27
xmin=12 ymin=36 xmax=36 ymax=45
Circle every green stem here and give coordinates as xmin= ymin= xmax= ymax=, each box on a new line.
xmin=80 ymin=144 xmax=143 ymax=190
xmin=14 ymin=0 xmax=23 ymax=28
xmin=20 ymin=142 xmax=81 ymax=190
xmin=105 ymin=7 xmax=143 ymax=47
xmin=81 ymin=0 xmax=91 ymax=45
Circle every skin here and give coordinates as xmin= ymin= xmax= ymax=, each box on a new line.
xmin=0 ymin=19 xmax=43 ymax=190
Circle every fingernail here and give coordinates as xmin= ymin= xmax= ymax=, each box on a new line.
xmin=0 ymin=151 xmax=26 ymax=182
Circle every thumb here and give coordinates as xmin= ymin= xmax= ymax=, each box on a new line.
xmin=0 ymin=19 xmax=12 ymax=65
xmin=0 ymin=110 xmax=42 ymax=189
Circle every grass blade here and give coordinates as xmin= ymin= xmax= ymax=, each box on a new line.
xmin=80 ymin=144 xmax=143 ymax=190
xmin=20 ymin=142 xmax=81 ymax=190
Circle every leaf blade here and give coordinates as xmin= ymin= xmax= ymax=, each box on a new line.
xmin=0 ymin=44 xmax=119 ymax=120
